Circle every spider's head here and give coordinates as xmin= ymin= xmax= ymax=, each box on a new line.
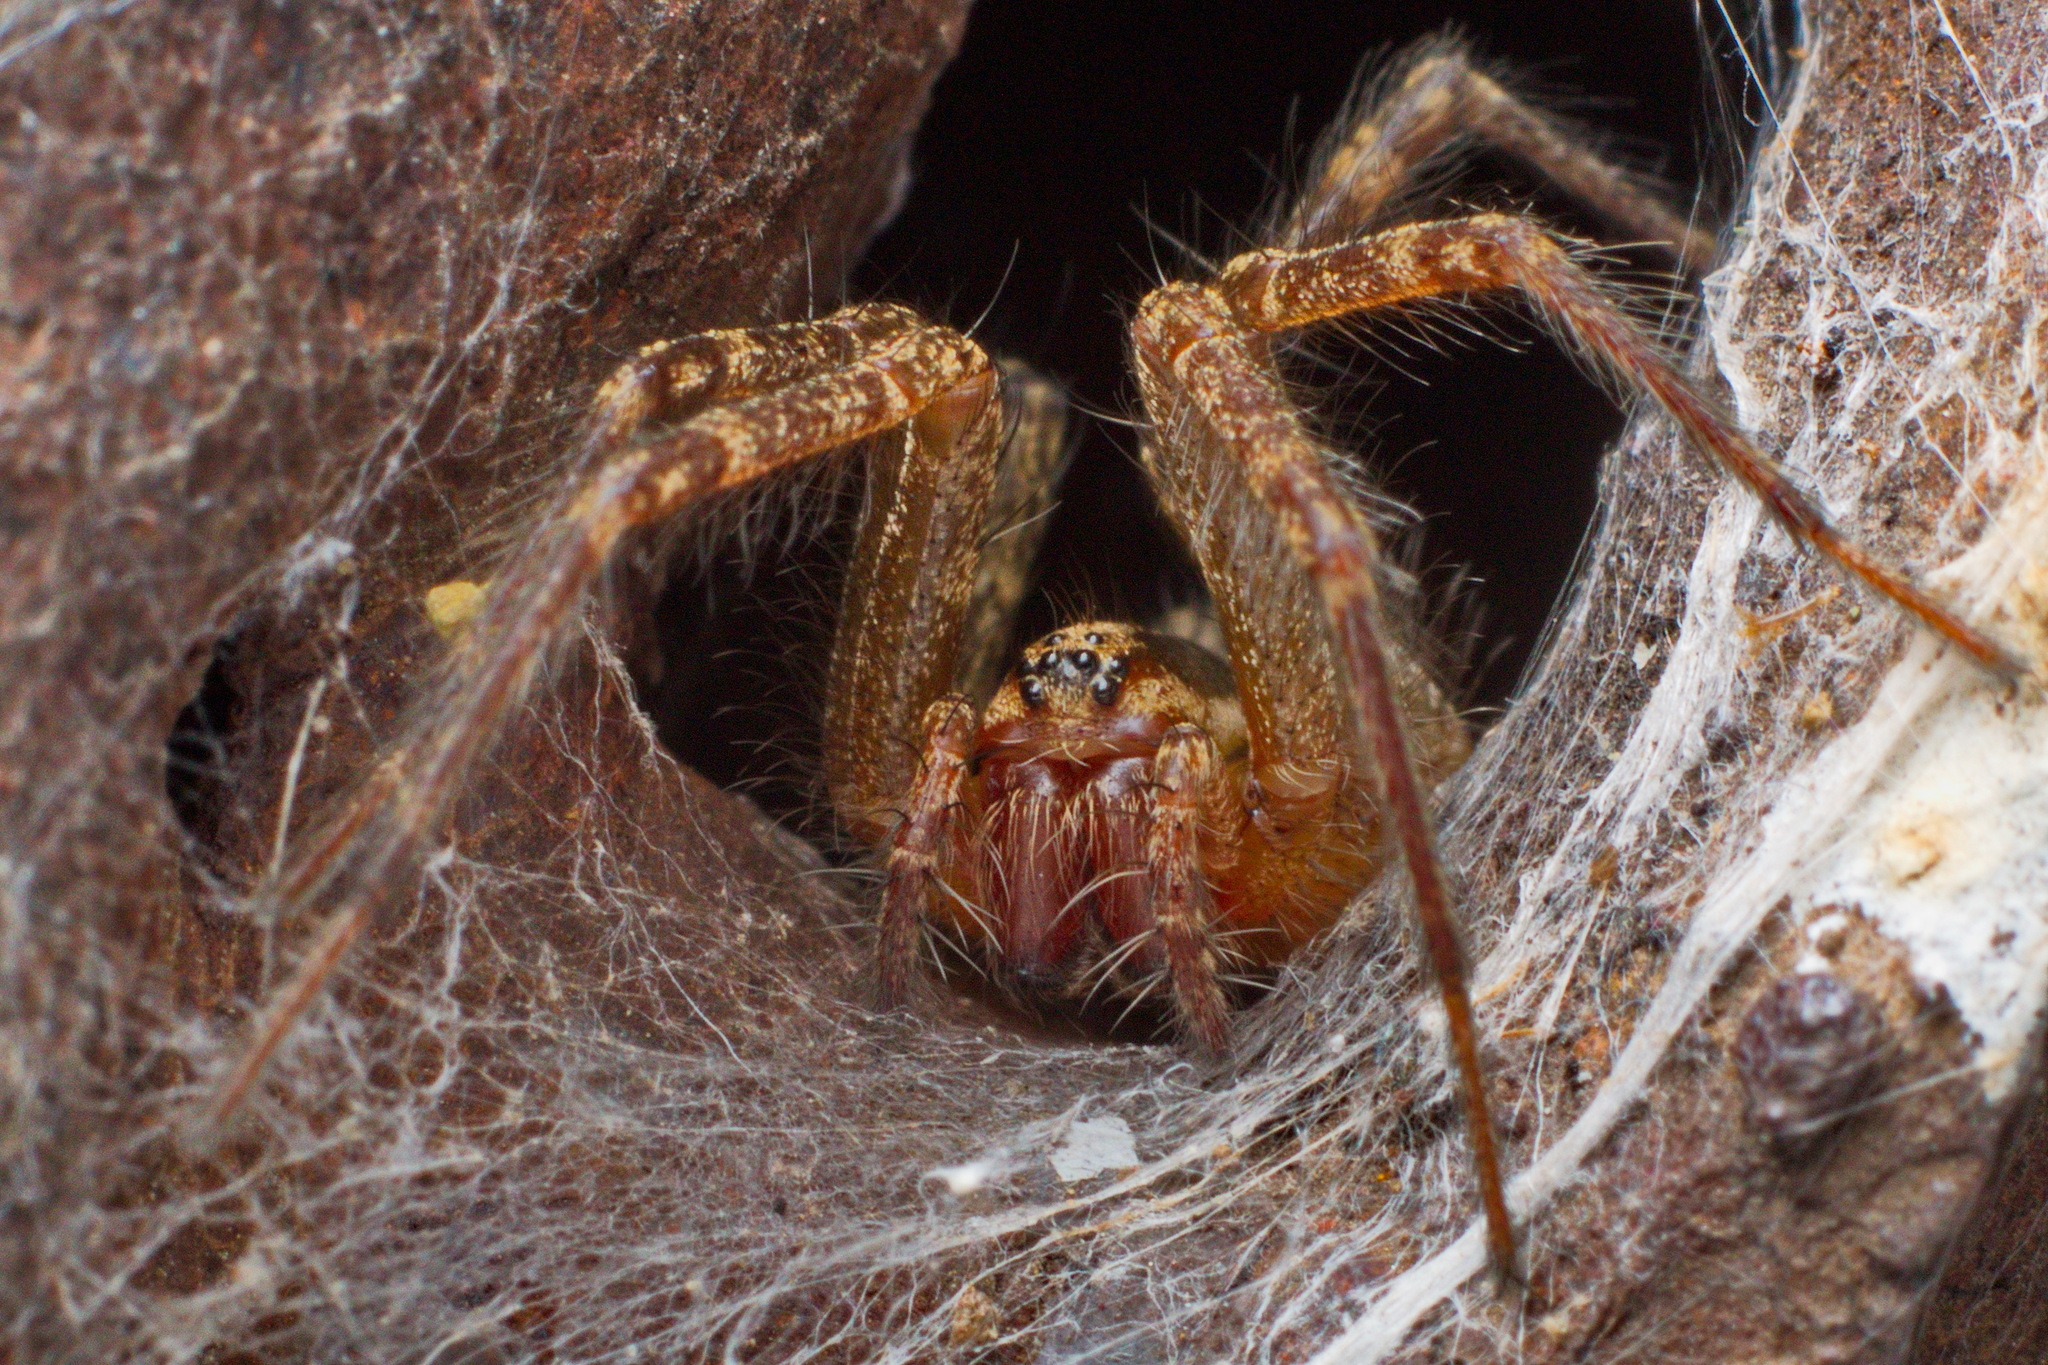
xmin=978 ymin=621 xmax=1246 ymax=764
xmin=1015 ymin=623 xmax=1137 ymax=714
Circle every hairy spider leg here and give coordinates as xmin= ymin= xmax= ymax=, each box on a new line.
xmin=1132 ymin=283 xmax=1514 ymax=1276
xmin=1284 ymin=35 xmax=1720 ymax=271
xmin=820 ymin=341 xmax=1010 ymax=843
xmin=1132 ymin=207 xmax=2030 ymax=1279
xmin=1148 ymin=724 xmax=1232 ymax=1050
xmin=1220 ymin=215 xmax=2029 ymax=679
xmin=955 ymin=365 xmax=1073 ymax=708
xmin=202 ymin=304 xmax=1004 ymax=1127
xmin=876 ymin=698 xmax=979 ymax=1010
xmin=822 ymin=362 xmax=1060 ymax=846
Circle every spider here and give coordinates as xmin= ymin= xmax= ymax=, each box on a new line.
xmin=203 ymin=38 xmax=2023 ymax=1280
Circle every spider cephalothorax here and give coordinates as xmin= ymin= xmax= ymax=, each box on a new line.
xmin=210 ymin=37 xmax=2025 ymax=1281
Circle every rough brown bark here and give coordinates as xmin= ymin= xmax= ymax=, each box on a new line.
xmin=4 ymin=0 xmax=2045 ymax=1362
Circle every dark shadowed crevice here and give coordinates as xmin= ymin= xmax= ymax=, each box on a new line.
xmin=858 ymin=0 xmax=1774 ymax=711
xmin=165 ymin=635 xmax=243 ymax=863
xmin=649 ymin=0 xmax=1785 ymax=818
xmin=635 ymin=473 xmax=862 ymax=838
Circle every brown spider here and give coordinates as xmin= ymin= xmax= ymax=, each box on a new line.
xmin=204 ymin=39 xmax=2023 ymax=1279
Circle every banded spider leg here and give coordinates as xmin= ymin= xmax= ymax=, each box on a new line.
xmin=201 ymin=304 xmax=1009 ymax=1126
xmin=1125 ymin=40 xmax=2022 ymax=1278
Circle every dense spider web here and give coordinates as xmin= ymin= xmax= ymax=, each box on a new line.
xmin=8 ymin=2 xmax=2048 ymax=1362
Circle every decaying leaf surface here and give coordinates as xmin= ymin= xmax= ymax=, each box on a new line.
xmin=4 ymin=1 xmax=2047 ymax=1363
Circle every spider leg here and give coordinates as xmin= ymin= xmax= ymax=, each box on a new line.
xmin=954 ymin=364 xmax=1072 ymax=708
xmin=1284 ymin=35 xmax=1718 ymax=272
xmin=823 ymin=350 xmax=1013 ymax=845
xmin=1148 ymin=724 xmax=1231 ymax=1053
xmin=1131 ymin=206 xmax=2027 ymax=1278
xmin=1133 ymin=282 xmax=1513 ymax=1273
xmin=1219 ymin=215 xmax=2028 ymax=679
xmin=202 ymin=304 xmax=1002 ymax=1127
xmin=878 ymin=696 xmax=977 ymax=1010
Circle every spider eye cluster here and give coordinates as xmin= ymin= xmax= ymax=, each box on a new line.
xmin=1018 ymin=630 xmax=1130 ymax=710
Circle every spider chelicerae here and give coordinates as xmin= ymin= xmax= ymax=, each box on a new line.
xmin=205 ymin=38 xmax=2022 ymax=1278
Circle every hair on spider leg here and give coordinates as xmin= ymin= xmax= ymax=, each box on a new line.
xmin=928 ymin=870 xmax=1002 ymax=942
xmin=1277 ymin=30 xmax=1724 ymax=264
xmin=629 ymin=453 xmax=870 ymax=785
xmin=1105 ymin=972 xmax=1171 ymax=1035
xmin=1297 ymin=231 xmax=1697 ymax=391
xmin=1075 ymin=930 xmax=1160 ymax=1003
xmin=925 ymin=920 xmax=971 ymax=983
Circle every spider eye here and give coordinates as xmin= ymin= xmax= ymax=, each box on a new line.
xmin=1071 ymin=648 xmax=1097 ymax=671
xmin=1020 ymin=676 xmax=1047 ymax=709
xmin=1089 ymin=675 xmax=1120 ymax=707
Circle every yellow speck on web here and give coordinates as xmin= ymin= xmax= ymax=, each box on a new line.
xmin=424 ymin=579 xmax=488 ymax=640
